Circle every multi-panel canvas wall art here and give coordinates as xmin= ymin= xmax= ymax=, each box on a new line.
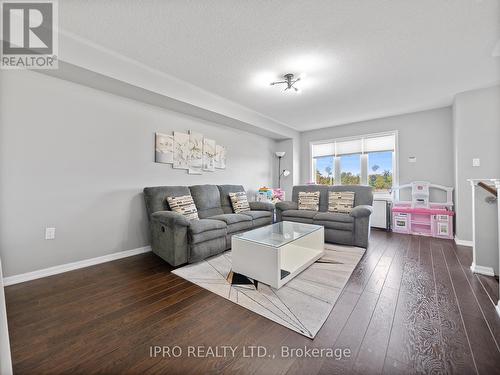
xmin=155 ymin=133 xmax=174 ymax=164
xmin=188 ymin=131 xmax=203 ymax=174
xmin=154 ymin=130 xmax=226 ymax=174
xmin=203 ymin=138 xmax=216 ymax=171
xmin=215 ymin=145 xmax=226 ymax=169
xmin=173 ymin=132 xmax=190 ymax=169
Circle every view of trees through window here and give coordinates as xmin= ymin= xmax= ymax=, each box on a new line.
xmin=368 ymin=151 xmax=393 ymax=192
xmin=314 ymin=156 xmax=334 ymax=185
xmin=340 ymin=154 xmax=361 ymax=185
xmin=312 ymin=134 xmax=395 ymax=192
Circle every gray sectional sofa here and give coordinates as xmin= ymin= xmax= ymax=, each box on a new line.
xmin=275 ymin=185 xmax=374 ymax=248
xmin=143 ymin=184 xmax=274 ymax=266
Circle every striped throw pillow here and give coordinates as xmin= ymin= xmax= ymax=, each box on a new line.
xmin=298 ymin=191 xmax=320 ymax=211
xmin=328 ymin=191 xmax=355 ymax=214
xmin=167 ymin=195 xmax=199 ymax=220
xmin=229 ymin=191 xmax=250 ymax=213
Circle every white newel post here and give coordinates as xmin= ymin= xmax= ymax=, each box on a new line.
xmin=468 ymin=179 xmax=500 ymax=317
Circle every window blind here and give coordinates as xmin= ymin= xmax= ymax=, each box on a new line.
xmin=312 ymin=133 xmax=395 ymax=157
xmin=311 ymin=142 xmax=335 ymax=158
xmin=363 ymin=134 xmax=395 ymax=153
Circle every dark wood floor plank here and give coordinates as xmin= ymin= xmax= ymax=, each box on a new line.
xmin=386 ymin=237 xmax=447 ymax=373
xmin=440 ymin=240 xmax=500 ymax=374
xmin=5 ymin=231 xmax=500 ymax=374
xmin=430 ymin=240 xmax=477 ymax=374
xmin=353 ymin=286 xmax=398 ymax=374
xmin=317 ymin=289 xmax=380 ymax=374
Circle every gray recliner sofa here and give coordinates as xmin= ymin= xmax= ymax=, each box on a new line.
xmin=275 ymin=185 xmax=373 ymax=248
xmin=143 ymin=184 xmax=274 ymax=266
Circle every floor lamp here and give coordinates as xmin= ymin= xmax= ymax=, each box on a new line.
xmin=275 ymin=151 xmax=288 ymax=188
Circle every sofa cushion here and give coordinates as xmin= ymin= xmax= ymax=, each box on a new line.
xmin=241 ymin=210 xmax=272 ymax=220
xmin=282 ymin=209 xmax=318 ymax=219
xmin=229 ymin=191 xmax=250 ymax=213
xmin=253 ymin=216 xmax=273 ymax=228
xmin=210 ymin=213 xmax=253 ymax=233
xmin=281 ymin=216 xmax=313 ymax=224
xmin=210 ymin=213 xmax=253 ymax=225
xmin=187 ymin=219 xmax=227 ymax=245
xmin=189 ymin=229 xmax=227 ymax=244
xmin=218 ymin=185 xmax=245 ymax=214
xmin=189 ymin=185 xmax=224 ymax=219
xmin=313 ymin=220 xmax=353 ymax=231
xmin=188 ymin=219 xmax=227 ymax=234
xmin=167 ymin=195 xmax=199 ymax=220
xmin=298 ymin=191 xmax=320 ymax=211
xmin=314 ymin=212 xmax=354 ymax=223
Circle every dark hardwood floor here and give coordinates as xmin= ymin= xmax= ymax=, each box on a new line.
xmin=5 ymin=231 xmax=500 ymax=374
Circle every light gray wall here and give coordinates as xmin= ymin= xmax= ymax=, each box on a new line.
xmin=300 ymin=107 xmax=454 ymax=192
xmin=0 ymin=70 xmax=276 ymax=277
xmin=453 ymin=85 xmax=500 ymax=242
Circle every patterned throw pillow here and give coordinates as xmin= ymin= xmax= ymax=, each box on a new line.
xmin=298 ymin=191 xmax=320 ymax=211
xmin=229 ymin=191 xmax=250 ymax=213
xmin=166 ymin=195 xmax=199 ymax=220
xmin=328 ymin=191 xmax=355 ymax=214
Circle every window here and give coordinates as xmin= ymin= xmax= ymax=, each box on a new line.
xmin=310 ymin=132 xmax=397 ymax=193
xmin=368 ymin=151 xmax=393 ymax=192
xmin=340 ymin=154 xmax=361 ymax=185
xmin=314 ymin=156 xmax=334 ymax=185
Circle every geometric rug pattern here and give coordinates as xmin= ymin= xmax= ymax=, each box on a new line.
xmin=172 ymin=243 xmax=365 ymax=338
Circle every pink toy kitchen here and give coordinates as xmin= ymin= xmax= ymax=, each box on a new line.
xmin=391 ymin=181 xmax=454 ymax=239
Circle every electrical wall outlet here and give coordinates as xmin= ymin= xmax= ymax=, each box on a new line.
xmin=472 ymin=158 xmax=480 ymax=167
xmin=45 ymin=227 xmax=56 ymax=240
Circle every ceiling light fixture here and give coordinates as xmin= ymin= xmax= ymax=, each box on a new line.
xmin=270 ymin=73 xmax=301 ymax=93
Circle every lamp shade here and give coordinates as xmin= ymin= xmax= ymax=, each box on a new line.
xmin=282 ymin=169 xmax=291 ymax=177
xmin=275 ymin=151 xmax=286 ymax=158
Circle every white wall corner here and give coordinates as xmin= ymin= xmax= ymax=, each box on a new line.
xmin=469 ymin=262 xmax=495 ymax=277
xmin=3 ymin=246 xmax=152 ymax=286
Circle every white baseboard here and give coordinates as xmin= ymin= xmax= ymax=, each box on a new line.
xmin=2 ymin=246 xmax=151 ymax=286
xmin=470 ymin=262 xmax=495 ymax=277
xmin=455 ymin=236 xmax=473 ymax=247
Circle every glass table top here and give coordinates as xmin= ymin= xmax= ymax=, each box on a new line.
xmin=232 ymin=221 xmax=322 ymax=248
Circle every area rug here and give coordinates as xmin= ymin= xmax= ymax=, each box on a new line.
xmin=172 ymin=244 xmax=365 ymax=338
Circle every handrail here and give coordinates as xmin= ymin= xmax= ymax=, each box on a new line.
xmin=478 ymin=181 xmax=498 ymax=197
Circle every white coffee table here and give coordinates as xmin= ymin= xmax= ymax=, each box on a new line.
xmin=231 ymin=221 xmax=324 ymax=289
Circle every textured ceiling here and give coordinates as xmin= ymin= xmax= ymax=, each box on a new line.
xmin=60 ymin=0 xmax=500 ymax=131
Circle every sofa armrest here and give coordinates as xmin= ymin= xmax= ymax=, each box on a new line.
xmin=249 ymin=201 xmax=274 ymax=212
xmin=350 ymin=205 xmax=373 ymax=218
xmin=275 ymin=201 xmax=298 ymax=211
xmin=151 ymin=210 xmax=190 ymax=227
